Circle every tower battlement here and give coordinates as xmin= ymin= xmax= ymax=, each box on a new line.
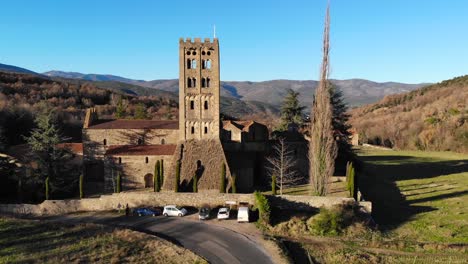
xmin=179 ymin=37 xmax=218 ymax=44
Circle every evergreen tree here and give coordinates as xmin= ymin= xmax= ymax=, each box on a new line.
xmin=115 ymin=97 xmax=125 ymax=118
xmin=175 ymin=161 xmax=180 ymax=192
xmin=116 ymin=172 xmax=121 ymax=193
xmin=154 ymin=160 xmax=160 ymax=192
xmin=25 ymin=105 xmax=77 ymax=199
xmin=231 ymin=173 xmax=237 ymax=194
xmin=330 ymin=85 xmax=352 ymax=156
xmin=278 ymin=89 xmax=306 ymax=131
xmin=134 ymin=103 xmax=148 ymax=119
xmin=193 ymin=174 xmax=198 ymax=192
xmin=309 ymin=3 xmax=337 ymax=196
xmin=160 ymin=160 xmax=164 ymax=186
xmin=220 ymin=163 xmax=226 ymax=193
xmin=271 ymin=174 xmax=277 ymax=195
xmin=79 ymin=174 xmax=84 ymax=199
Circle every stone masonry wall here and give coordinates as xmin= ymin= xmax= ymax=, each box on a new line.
xmin=163 ymin=139 xmax=233 ymax=192
xmin=0 ymin=192 xmax=371 ymax=216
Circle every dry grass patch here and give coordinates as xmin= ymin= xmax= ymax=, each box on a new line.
xmin=0 ymin=217 xmax=206 ymax=264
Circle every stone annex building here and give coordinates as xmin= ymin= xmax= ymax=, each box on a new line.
xmin=82 ymin=38 xmax=270 ymax=193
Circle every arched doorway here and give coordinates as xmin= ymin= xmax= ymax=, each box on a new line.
xmin=144 ymin=173 xmax=153 ymax=188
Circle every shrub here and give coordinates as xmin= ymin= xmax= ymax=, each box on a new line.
xmin=308 ymin=203 xmax=361 ymax=236
xmin=79 ymin=174 xmax=84 ymax=199
xmin=254 ymin=191 xmax=271 ymax=225
xmin=175 ymin=161 xmax=180 ymax=192
xmin=220 ymin=163 xmax=226 ymax=193
xmin=116 ymin=172 xmax=121 ymax=193
xmin=45 ymin=177 xmax=50 ymax=200
xmin=271 ymin=174 xmax=277 ymax=195
xmin=154 ymin=160 xmax=160 ymax=192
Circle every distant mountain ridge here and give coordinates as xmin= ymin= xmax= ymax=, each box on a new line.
xmin=44 ymin=70 xmax=429 ymax=108
xmin=0 ymin=63 xmax=38 ymax=75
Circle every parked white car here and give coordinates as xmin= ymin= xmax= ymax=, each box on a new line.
xmin=237 ymin=206 xmax=249 ymax=223
xmin=163 ymin=205 xmax=187 ymax=217
xmin=217 ymin=207 xmax=230 ymax=220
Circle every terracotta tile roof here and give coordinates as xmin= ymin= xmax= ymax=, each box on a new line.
xmin=105 ymin=145 xmax=176 ymax=156
xmin=87 ymin=119 xmax=179 ymax=130
xmin=57 ymin=143 xmax=83 ymax=155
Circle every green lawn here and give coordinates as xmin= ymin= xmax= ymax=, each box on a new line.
xmin=357 ymin=147 xmax=468 ymax=243
xmin=0 ymin=217 xmax=206 ymax=264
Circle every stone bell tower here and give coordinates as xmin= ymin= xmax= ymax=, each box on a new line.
xmin=179 ymin=37 xmax=220 ymax=141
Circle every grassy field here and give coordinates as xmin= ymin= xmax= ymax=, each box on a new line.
xmin=357 ymin=147 xmax=468 ymax=243
xmin=0 ymin=217 xmax=206 ymax=264
xmin=269 ymin=147 xmax=467 ymax=263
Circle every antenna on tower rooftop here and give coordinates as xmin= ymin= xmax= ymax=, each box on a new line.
xmin=213 ymin=24 xmax=216 ymax=38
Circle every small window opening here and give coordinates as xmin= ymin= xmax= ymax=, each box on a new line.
xmin=186 ymin=51 xmax=191 ymax=55
xmin=202 ymin=51 xmax=206 ymax=55
xmin=187 ymin=77 xmax=192 ymax=88
xmin=190 ymin=100 xmax=194 ymax=110
xmin=187 ymin=59 xmax=191 ymax=69
xmin=201 ymin=59 xmax=206 ymax=69
xmin=207 ymin=51 xmax=211 ymax=56
xmin=145 ymin=157 xmax=149 ymax=164
xmin=204 ymin=101 xmax=208 ymax=110
xmin=206 ymin=60 xmax=211 ymax=69
xmin=201 ymin=78 xmax=206 ymax=88
xmin=206 ymin=78 xmax=210 ymax=87
xmin=204 ymin=126 xmax=208 ymax=134
xmin=191 ymin=126 xmax=195 ymax=134
xmin=191 ymin=59 xmax=197 ymax=69
xmin=192 ymin=78 xmax=197 ymax=87
xmin=192 ymin=51 xmax=197 ymax=55
xmin=118 ymin=157 xmax=122 ymax=164
xmin=137 ymin=138 xmax=143 ymax=145
xmin=103 ymin=139 xmax=107 ymax=145
xmin=161 ymin=138 xmax=165 ymax=145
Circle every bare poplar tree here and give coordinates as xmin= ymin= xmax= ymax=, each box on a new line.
xmin=309 ymin=2 xmax=337 ymax=196
xmin=266 ymin=138 xmax=301 ymax=195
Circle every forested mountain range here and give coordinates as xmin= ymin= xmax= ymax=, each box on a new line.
xmin=349 ymin=75 xmax=468 ymax=152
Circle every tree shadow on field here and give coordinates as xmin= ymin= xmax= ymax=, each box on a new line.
xmin=357 ymin=154 xmax=468 ymax=231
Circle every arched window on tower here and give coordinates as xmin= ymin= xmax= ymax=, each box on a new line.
xmin=204 ymin=101 xmax=208 ymax=110
xmin=191 ymin=59 xmax=197 ymax=69
xmin=187 ymin=77 xmax=192 ymax=88
xmin=192 ymin=78 xmax=197 ymax=87
xmin=191 ymin=126 xmax=195 ymax=134
xmin=205 ymin=59 xmax=211 ymax=69
xmin=103 ymin=139 xmax=107 ymax=146
xmin=204 ymin=126 xmax=208 ymax=134
xmin=190 ymin=100 xmax=194 ymax=110
xmin=161 ymin=138 xmax=165 ymax=145
xmin=206 ymin=78 xmax=211 ymax=88
xmin=201 ymin=59 xmax=206 ymax=69
xmin=201 ymin=78 xmax=206 ymax=88
xmin=187 ymin=59 xmax=191 ymax=69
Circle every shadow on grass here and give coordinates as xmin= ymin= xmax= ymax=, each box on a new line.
xmin=357 ymin=154 xmax=468 ymax=231
xmin=268 ymin=196 xmax=319 ymax=226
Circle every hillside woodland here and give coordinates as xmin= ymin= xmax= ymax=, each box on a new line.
xmin=0 ymin=72 xmax=178 ymax=146
xmin=350 ymin=75 xmax=468 ymax=153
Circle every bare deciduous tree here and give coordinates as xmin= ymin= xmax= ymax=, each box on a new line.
xmin=309 ymin=2 xmax=338 ymax=196
xmin=266 ymin=138 xmax=301 ymax=195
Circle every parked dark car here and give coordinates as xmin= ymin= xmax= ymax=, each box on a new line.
xmin=134 ymin=207 xmax=161 ymax=216
xmin=199 ymin=207 xmax=211 ymax=220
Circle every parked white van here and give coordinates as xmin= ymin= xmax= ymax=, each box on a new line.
xmin=237 ymin=206 xmax=249 ymax=222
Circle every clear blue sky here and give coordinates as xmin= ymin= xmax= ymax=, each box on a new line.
xmin=1 ymin=0 xmax=467 ymax=83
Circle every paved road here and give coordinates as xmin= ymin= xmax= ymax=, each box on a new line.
xmin=45 ymin=213 xmax=273 ymax=264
